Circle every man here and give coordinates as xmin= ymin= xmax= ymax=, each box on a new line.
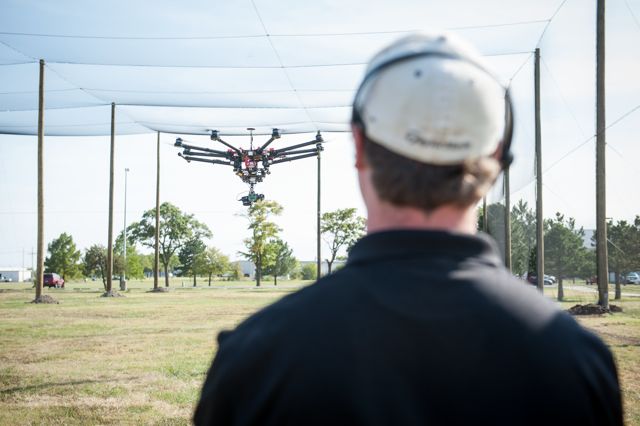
xmin=195 ymin=32 xmax=622 ymax=425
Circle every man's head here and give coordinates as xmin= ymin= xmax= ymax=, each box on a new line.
xmin=352 ymin=32 xmax=512 ymax=217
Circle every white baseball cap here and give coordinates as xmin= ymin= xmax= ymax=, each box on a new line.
xmin=353 ymin=31 xmax=509 ymax=165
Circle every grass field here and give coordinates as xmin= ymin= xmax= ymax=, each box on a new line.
xmin=0 ymin=279 xmax=639 ymax=425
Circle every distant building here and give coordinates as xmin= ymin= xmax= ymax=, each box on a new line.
xmin=0 ymin=267 xmax=32 ymax=282
xmin=237 ymin=260 xmax=256 ymax=279
xmin=234 ymin=260 xmax=346 ymax=279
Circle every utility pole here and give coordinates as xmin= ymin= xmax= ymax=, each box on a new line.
xmin=482 ymin=197 xmax=488 ymax=232
xmin=34 ymin=59 xmax=45 ymax=302
xmin=596 ymin=0 xmax=609 ymax=308
xmin=120 ymin=167 xmax=130 ymax=291
xmin=154 ymin=132 xmax=161 ymax=290
xmin=317 ymin=146 xmax=322 ymax=280
xmin=504 ymin=168 xmax=511 ymax=272
xmin=106 ymin=102 xmax=116 ymax=295
xmin=535 ymin=47 xmax=545 ymax=292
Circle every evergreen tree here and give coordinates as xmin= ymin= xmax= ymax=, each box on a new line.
xmin=45 ymin=232 xmax=82 ymax=281
xmin=179 ymin=237 xmax=207 ymax=286
xmin=544 ymin=213 xmax=589 ymax=301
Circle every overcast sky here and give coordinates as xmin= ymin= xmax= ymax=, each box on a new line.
xmin=1 ymin=0 xmax=639 ymax=268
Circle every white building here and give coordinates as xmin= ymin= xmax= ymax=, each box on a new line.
xmin=0 ymin=267 xmax=32 ymax=282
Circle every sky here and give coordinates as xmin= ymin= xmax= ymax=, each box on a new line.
xmin=0 ymin=0 xmax=639 ymax=268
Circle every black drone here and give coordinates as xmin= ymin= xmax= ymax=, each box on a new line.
xmin=175 ymin=128 xmax=323 ymax=206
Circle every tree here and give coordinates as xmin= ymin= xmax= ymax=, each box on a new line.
xmin=484 ymin=202 xmax=507 ymax=263
xmin=114 ymin=232 xmax=144 ymax=280
xmin=544 ymin=213 xmax=590 ymax=301
xmin=301 ymin=263 xmax=317 ymax=280
xmin=321 ymin=208 xmax=366 ymax=274
xmin=230 ymin=261 xmax=244 ymax=281
xmin=128 ymin=202 xmax=212 ymax=288
xmin=83 ymin=244 xmax=108 ymax=290
xmin=179 ymin=237 xmax=207 ymax=286
xmin=510 ymin=200 xmax=536 ymax=276
xmin=45 ymin=232 xmax=82 ymax=281
xmin=198 ymin=247 xmax=231 ymax=286
xmin=239 ymin=200 xmax=283 ymax=287
xmin=263 ymin=239 xmax=297 ymax=286
xmin=607 ymin=217 xmax=640 ymax=300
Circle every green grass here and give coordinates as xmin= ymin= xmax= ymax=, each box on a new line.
xmin=0 ymin=280 xmax=639 ymax=425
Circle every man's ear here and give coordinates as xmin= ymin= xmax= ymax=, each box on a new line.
xmin=351 ymin=123 xmax=367 ymax=170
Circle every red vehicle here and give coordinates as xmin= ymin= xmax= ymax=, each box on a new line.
xmin=44 ymin=273 xmax=65 ymax=288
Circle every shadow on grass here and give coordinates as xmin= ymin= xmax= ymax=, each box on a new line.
xmin=0 ymin=376 xmax=141 ymax=396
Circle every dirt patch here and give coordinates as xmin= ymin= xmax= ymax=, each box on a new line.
xmin=568 ymin=303 xmax=622 ymax=315
xmin=100 ymin=291 xmax=124 ymax=298
xmin=148 ymin=287 xmax=171 ymax=293
xmin=30 ymin=295 xmax=59 ymax=304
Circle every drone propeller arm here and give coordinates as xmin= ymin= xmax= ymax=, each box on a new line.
xmin=177 ymin=141 xmax=228 ymax=156
xmin=273 ymin=139 xmax=322 ymax=155
xmin=216 ymin=137 xmax=242 ymax=155
xmin=179 ymin=154 xmax=234 ymax=167
xmin=270 ymin=152 xmax=320 ymax=165
xmin=258 ymin=136 xmax=276 ymax=151
xmin=183 ymin=150 xmax=230 ymax=159
xmin=274 ymin=148 xmax=320 ymax=156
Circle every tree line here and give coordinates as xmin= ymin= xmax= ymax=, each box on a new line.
xmin=480 ymin=200 xmax=640 ymax=300
xmin=43 ymin=202 xmax=367 ymax=289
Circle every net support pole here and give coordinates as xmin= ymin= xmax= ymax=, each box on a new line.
xmin=35 ymin=59 xmax=45 ymax=301
xmin=154 ymin=131 xmax=161 ymax=290
xmin=316 ymin=149 xmax=322 ymax=280
xmin=482 ymin=197 xmax=488 ymax=233
xmin=106 ymin=102 xmax=116 ymax=294
xmin=596 ymin=0 xmax=609 ymax=308
xmin=504 ymin=167 xmax=512 ymax=272
xmin=535 ymin=47 xmax=545 ymax=292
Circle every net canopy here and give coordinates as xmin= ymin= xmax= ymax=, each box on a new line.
xmin=0 ymin=0 xmax=563 ymax=136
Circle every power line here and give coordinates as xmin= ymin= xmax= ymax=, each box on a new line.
xmin=507 ymin=52 xmax=534 ymax=87
xmin=540 ymin=56 xmax=589 ymax=139
xmin=3 ymin=50 xmax=530 ymax=70
xmin=250 ymin=0 xmax=317 ymax=132
xmin=535 ymin=0 xmax=569 ymax=47
xmin=0 ymin=20 xmax=552 ymax=41
xmin=623 ymin=0 xmax=640 ymax=32
xmin=543 ymin=103 xmax=640 ymax=174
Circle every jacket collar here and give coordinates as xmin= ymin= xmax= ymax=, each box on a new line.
xmin=347 ymin=230 xmax=502 ymax=267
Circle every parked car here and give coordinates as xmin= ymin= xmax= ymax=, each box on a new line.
xmin=526 ymin=274 xmax=553 ymax=286
xmin=626 ymin=272 xmax=640 ymax=284
xmin=0 ymin=273 xmax=12 ymax=282
xmin=544 ymin=274 xmax=557 ymax=284
xmin=43 ymin=273 xmax=64 ymax=288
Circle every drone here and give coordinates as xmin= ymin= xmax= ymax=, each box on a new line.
xmin=175 ymin=128 xmax=324 ymax=206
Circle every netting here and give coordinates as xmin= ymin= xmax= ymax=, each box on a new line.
xmin=0 ymin=0 xmax=564 ymax=136
xmin=1 ymin=0 xmax=639 ymax=275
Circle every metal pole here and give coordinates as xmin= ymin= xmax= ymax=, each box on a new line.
xmin=596 ymin=0 xmax=609 ymax=308
xmin=154 ymin=132 xmax=161 ymax=290
xmin=482 ymin=197 xmax=488 ymax=233
xmin=535 ymin=47 xmax=545 ymax=292
xmin=317 ymin=149 xmax=321 ymax=280
xmin=504 ymin=167 xmax=512 ymax=272
xmin=106 ymin=102 xmax=115 ymax=294
xmin=122 ymin=167 xmax=129 ymax=287
xmin=35 ymin=59 xmax=45 ymax=301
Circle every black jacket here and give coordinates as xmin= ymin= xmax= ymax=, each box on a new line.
xmin=195 ymin=230 xmax=622 ymax=425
